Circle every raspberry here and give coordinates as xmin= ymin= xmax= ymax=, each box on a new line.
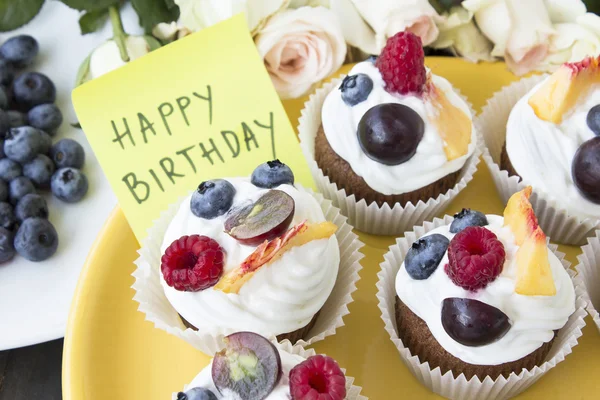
xmin=161 ymin=235 xmax=225 ymax=292
xmin=445 ymin=226 xmax=506 ymax=291
xmin=375 ymin=31 xmax=426 ymax=95
xmin=289 ymin=355 xmax=346 ymax=400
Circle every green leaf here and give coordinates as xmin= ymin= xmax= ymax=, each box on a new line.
xmin=164 ymin=0 xmax=177 ymax=9
xmin=130 ymin=0 xmax=180 ymax=33
xmin=71 ymin=122 xmax=82 ymax=129
xmin=60 ymin=0 xmax=119 ymax=12
xmin=143 ymin=35 xmax=162 ymax=52
xmin=78 ymin=9 xmax=109 ymax=35
xmin=585 ymin=0 xmax=600 ymax=14
xmin=75 ymin=53 xmax=91 ymax=87
xmin=0 ymin=0 xmax=45 ymax=32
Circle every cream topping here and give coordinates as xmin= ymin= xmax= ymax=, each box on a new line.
xmin=321 ymin=61 xmax=476 ymax=195
xmin=160 ymin=178 xmax=340 ymax=336
xmin=185 ymin=349 xmax=303 ymax=399
xmin=395 ymin=215 xmax=575 ymax=365
xmin=506 ymin=79 xmax=600 ymax=220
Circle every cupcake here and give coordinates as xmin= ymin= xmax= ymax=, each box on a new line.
xmin=377 ymin=187 xmax=585 ymax=399
xmin=174 ymin=332 xmax=364 ymax=400
xmin=300 ymin=31 xmax=479 ymax=235
xmin=574 ymin=230 xmax=600 ymax=333
xmin=133 ymin=160 xmax=363 ymax=354
xmin=480 ymin=56 xmax=600 ymax=244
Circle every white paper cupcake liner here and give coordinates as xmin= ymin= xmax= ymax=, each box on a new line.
xmin=478 ymin=75 xmax=600 ymax=245
xmin=132 ymin=185 xmax=364 ymax=355
xmin=298 ymin=78 xmax=483 ymax=236
xmin=376 ymin=215 xmax=587 ymax=400
xmin=575 ymin=230 xmax=600 ymax=332
xmin=173 ymin=339 xmax=367 ymax=400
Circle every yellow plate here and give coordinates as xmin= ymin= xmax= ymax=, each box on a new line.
xmin=63 ymin=58 xmax=600 ymax=399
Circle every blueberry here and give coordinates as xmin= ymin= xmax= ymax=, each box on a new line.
xmin=0 ymin=227 xmax=15 ymax=263
xmin=190 ymin=179 xmax=235 ymax=219
xmin=6 ymin=110 xmax=27 ymax=128
xmin=405 ymin=233 xmax=450 ymax=280
xmin=449 ymin=209 xmax=489 ymax=233
xmin=0 ymin=158 xmax=21 ymax=181
xmin=0 ymin=109 xmax=9 ymax=138
xmin=366 ymin=55 xmax=377 ymax=63
xmin=9 ymin=176 xmax=35 ymax=205
xmin=0 ymin=140 xmax=3 ymax=158
xmin=23 ymin=154 xmax=55 ymax=187
xmin=14 ymin=218 xmax=58 ymax=261
xmin=0 ymin=86 xmax=8 ymax=110
xmin=587 ymin=104 xmax=600 ymax=136
xmin=28 ymin=104 xmax=62 ymax=134
xmin=12 ymin=72 xmax=56 ymax=110
xmin=15 ymin=194 xmax=48 ymax=221
xmin=0 ymin=202 xmax=16 ymax=231
xmin=340 ymin=74 xmax=373 ymax=106
xmin=4 ymin=126 xmax=44 ymax=163
xmin=251 ymin=160 xmax=294 ymax=188
xmin=50 ymin=139 xmax=85 ymax=169
xmin=38 ymin=130 xmax=52 ymax=154
xmin=0 ymin=59 xmax=15 ymax=87
xmin=0 ymin=179 xmax=6 ymax=202
xmin=0 ymin=35 xmax=38 ymax=68
xmin=51 ymin=167 xmax=88 ymax=203
xmin=176 ymin=388 xmax=218 ymax=400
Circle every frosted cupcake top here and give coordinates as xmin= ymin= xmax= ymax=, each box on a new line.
xmin=175 ymin=332 xmax=348 ymax=400
xmin=395 ymin=188 xmax=575 ymax=365
xmin=160 ymin=161 xmax=339 ymax=338
xmin=321 ymin=60 xmax=476 ymax=196
xmin=506 ymin=56 xmax=600 ymax=220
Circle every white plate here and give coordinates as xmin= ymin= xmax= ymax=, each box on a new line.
xmin=0 ymin=2 xmax=143 ymax=350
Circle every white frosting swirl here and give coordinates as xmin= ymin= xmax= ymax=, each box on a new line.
xmin=506 ymin=79 xmax=600 ymax=220
xmin=395 ymin=215 xmax=575 ymax=365
xmin=160 ymin=178 xmax=340 ymax=336
xmin=321 ymin=61 xmax=476 ymax=195
xmin=184 ymin=349 xmax=304 ymax=400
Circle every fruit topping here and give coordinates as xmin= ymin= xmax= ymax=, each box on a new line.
xmin=445 ymin=226 xmax=506 ymax=291
xmin=528 ymin=56 xmax=600 ymax=124
xmin=357 ymin=103 xmax=424 ymax=165
xmin=4 ymin=126 xmax=45 ymax=163
xmin=190 ymin=179 xmax=236 ymax=220
xmin=375 ymin=31 xmax=426 ymax=95
xmin=161 ymin=235 xmax=225 ymax=292
xmin=12 ymin=72 xmax=56 ymax=110
xmin=572 ymin=137 xmax=600 ymax=204
xmin=50 ymin=167 xmax=88 ymax=203
xmin=340 ymin=74 xmax=373 ymax=106
xmin=50 ymin=139 xmax=85 ymax=169
xmin=251 ymin=160 xmax=294 ymax=189
xmin=176 ymin=388 xmax=218 ymax=400
xmin=289 ymin=355 xmax=346 ymax=400
xmin=588 ymin=104 xmax=600 ymax=136
xmin=28 ymin=104 xmax=63 ymax=134
xmin=216 ymin=221 xmax=337 ymax=294
xmin=441 ymin=297 xmax=511 ymax=347
xmin=0 ymin=227 xmax=15 ymax=263
xmin=503 ymin=186 xmax=538 ymax=245
xmin=0 ymin=35 xmax=38 ymax=68
xmin=515 ymin=226 xmax=556 ymax=296
xmin=15 ymin=194 xmax=48 ymax=221
xmin=450 ymin=209 xmax=488 ymax=233
xmin=14 ymin=218 xmax=58 ymax=261
xmin=212 ymin=332 xmax=282 ymax=400
xmin=405 ymin=233 xmax=449 ymax=280
xmin=423 ymin=77 xmax=473 ymax=161
xmin=224 ymin=190 xmax=295 ymax=246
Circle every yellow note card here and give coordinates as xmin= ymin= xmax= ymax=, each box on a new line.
xmin=73 ymin=14 xmax=314 ymax=241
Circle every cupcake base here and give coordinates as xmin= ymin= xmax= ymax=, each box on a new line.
xmin=500 ymin=143 xmax=518 ymax=178
xmin=395 ymin=297 xmax=555 ymax=381
xmin=179 ymin=311 xmax=321 ymax=344
xmin=314 ymin=124 xmax=461 ymax=207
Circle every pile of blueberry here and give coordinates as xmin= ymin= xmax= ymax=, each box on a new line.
xmin=0 ymin=35 xmax=88 ymax=263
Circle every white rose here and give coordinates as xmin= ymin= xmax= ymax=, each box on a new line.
xmin=289 ymin=0 xmax=330 ymax=7
xmin=464 ymin=0 xmax=554 ymax=75
xmin=152 ymin=21 xmax=191 ymax=42
xmin=538 ymin=13 xmax=600 ymax=71
xmin=431 ymin=7 xmax=495 ymax=63
xmin=254 ymin=6 xmax=346 ymax=99
xmin=543 ymin=0 xmax=587 ymax=23
xmin=174 ymin=0 xmax=288 ymax=35
xmin=349 ymin=0 xmax=441 ymax=50
xmin=86 ymin=36 xmax=155 ymax=81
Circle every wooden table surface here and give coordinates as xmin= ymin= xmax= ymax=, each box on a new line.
xmin=0 ymin=340 xmax=62 ymax=399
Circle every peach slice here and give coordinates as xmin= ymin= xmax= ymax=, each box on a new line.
xmin=528 ymin=56 xmax=600 ymax=124
xmin=214 ymin=221 xmax=337 ymax=294
xmin=423 ymin=76 xmax=473 ymax=161
xmin=515 ymin=226 xmax=556 ymax=296
xmin=503 ymin=186 xmax=538 ymax=246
